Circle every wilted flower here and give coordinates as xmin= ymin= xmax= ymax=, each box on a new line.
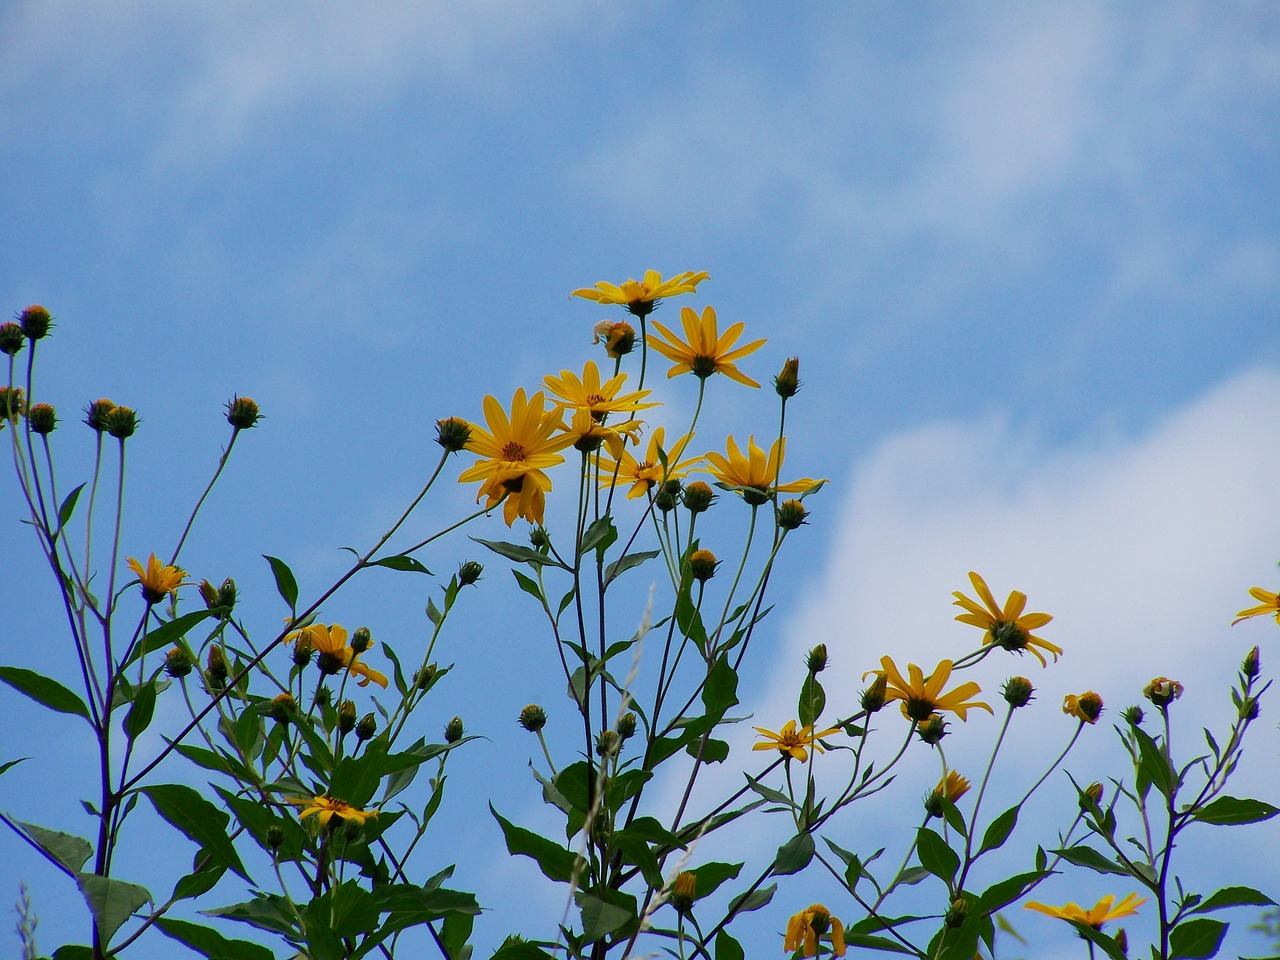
xmin=592 ymin=320 xmax=636 ymax=358
xmin=1143 ymin=677 xmax=1183 ymax=708
xmin=784 ymin=904 xmax=846 ymax=958
xmin=1063 ymin=691 xmax=1104 ymax=724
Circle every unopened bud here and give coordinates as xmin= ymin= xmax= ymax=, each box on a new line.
xmin=807 ymin=644 xmax=828 ymax=674
xmin=266 ymin=825 xmax=285 ymax=850
xmin=1143 ymin=677 xmax=1184 ymax=708
xmin=341 ymin=817 xmax=363 ymax=843
xmin=206 ymin=646 xmax=228 ymax=691
xmin=1114 ymin=928 xmax=1128 ymax=956
xmin=774 ymin=357 xmax=800 ymax=398
xmin=338 ymin=700 xmax=357 ymax=735
xmin=217 ymin=578 xmax=236 ymax=610
xmin=1002 ymin=676 xmax=1035 ymax=708
xmin=225 ymin=396 xmax=262 ymax=430
xmin=292 ymin=638 xmax=313 ymax=668
xmin=518 ymin=703 xmax=547 ymax=732
xmin=689 ymin=548 xmax=718 ymax=583
xmin=350 ymin=626 xmax=373 ymax=654
xmin=655 ymin=479 xmax=682 ymax=513
xmin=28 ymin=403 xmax=56 ymax=435
xmin=103 ymin=405 xmax=138 ymax=439
xmin=596 ymin=729 xmax=620 ymax=757
xmin=435 ymin=416 xmax=472 ymax=452
xmin=617 ymin=712 xmax=637 ymax=740
xmin=445 ymin=716 xmax=464 ymax=743
xmin=916 ymin=713 xmax=948 ymax=745
xmin=944 ymin=899 xmax=967 ymax=928
xmin=1239 ymin=696 xmax=1260 ymax=721
xmin=1122 ymin=704 xmax=1144 ymax=726
xmin=356 ymin=712 xmax=377 ymax=741
xmin=414 ymin=663 xmax=438 ymax=691
xmin=670 ymin=871 xmax=697 ymax=913
xmin=0 ymin=386 xmax=25 ymax=422
xmin=83 ymin=398 xmax=114 ymax=432
xmin=776 ymin=499 xmax=808 ymax=530
xmin=458 ymin=560 xmax=484 ymax=586
xmin=1243 ymin=646 xmax=1260 ymax=678
xmin=268 ymin=693 xmax=296 ymax=723
xmin=1080 ymin=782 xmax=1104 ymax=809
xmin=18 ymin=305 xmax=52 ymax=340
xmin=682 ymin=481 xmax=715 ymax=514
xmin=199 ymin=580 xmax=220 ymax=609
xmin=0 ymin=322 xmax=23 ymax=356
xmin=860 ymin=673 xmax=888 ymax=714
xmin=529 ymin=526 xmax=551 ymax=549
xmin=165 ymin=646 xmax=194 ymax=678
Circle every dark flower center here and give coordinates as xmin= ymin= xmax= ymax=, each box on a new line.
xmin=501 ymin=441 xmax=527 ymax=462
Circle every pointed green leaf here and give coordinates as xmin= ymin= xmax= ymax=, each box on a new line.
xmin=155 ymin=917 xmax=275 ymax=959
xmin=916 ymin=827 xmax=959 ymax=885
xmin=15 ymin=821 xmax=93 ymax=874
xmin=55 ymin=483 xmax=87 ymax=538
xmin=798 ymin=675 xmax=826 ymax=728
xmin=75 ymin=873 xmax=151 ymax=946
xmin=491 ymin=805 xmax=580 ymax=883
xmin=715 ymin=930 xmax=745 ymax=960
xmin=123 ymin=681 xmax=157 ymax=742
xmin=576 ymin=888 xmax=636 ymax=941
xmin=773 ymin=831 xmax=815 ymax=875
xmin=368 ymin=554 xmax=431 ymax=574
xmin=604 ymin=550 xmax=660 ymax=585
xmin=126 ymin=609 xmax=218 ymax=666
xmin=1050 ymin=845 xmax=1128 ymax=876
xmin=978 ymin=806 xmax=1019 ymax=855
xmin=1189 ymin=885 xmax=1275 ymax=913
xmin=0 ymin=667 xmax=90 ymax=720
xmin=1191 ymin=796 xmax=1279 ymax=826
xmin=1169 ymin=918 xmax=1227 ymax=959
xmin=262 ymin=555 xmax=298 ymax=611
xmin=580 ymin=516 xmax=618 ymax=559
xmin=142 ymin=784 xmax=250 ymax=882
xmin=472 ymin=537 xmax=563 ymax=568
xmin=727 ymin=882 xmax=776 ymax=916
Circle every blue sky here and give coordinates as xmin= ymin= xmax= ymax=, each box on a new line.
xmin=3 ymin=3 xmax=1280 ymax=958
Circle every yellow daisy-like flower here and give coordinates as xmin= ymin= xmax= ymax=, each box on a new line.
xmin=286 ymin=623 xmax=388 ymax=688
xmin=952 ymin=571 xmax=1061 ymax=667
xmin=126 ymin=554 xmax=188 ymax=605
xmin=458 ymin=388 xmax=575 ymax=526
xmin=288 ymin=794 xmax=378 ymax=829
xmin=752 ymin=719 xmax=841 ymax=762
xmin=784 ymin=904 xmax=846 ymax=958
xmin=934 ymin=769 xmax=972 ymax=803
xmin=703 ymin=435 xmax=823 ymax=506
xmin=563 ymin=408 xmax=643 ymax=458
xmin=543 ymin=361 xmax=658 ymax=421
xmin=1024 ymin=893 xmax=1147 ymax=930
xmin=1233 ymin=586 xmax=1280 ymax=625
xmin=648 ymin=305 xmax=766 ymax=387
xmin=597 ymin=426 xmax=701 ymax=500
xmin=870 ymin=656 xmax=993 ymax=722
xmin=572 ymin=269 xmax=709 ymax=319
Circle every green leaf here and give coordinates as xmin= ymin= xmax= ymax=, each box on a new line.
xmin=142 ymin=784 xmax=250 ymax=882
xmin=604 ymin=550 xmax=659 ymax=585
xmin=576 ymin=889 xmax=636 ymax=941
xmin=15 ymin=821 xmax=93 ymax=874
xmin=1189 ymin=885 xmax=1276 ymax=913
xmin=512 ymin=569 xmax=543 ymax=602
xmin=368 ymin=554 xmax=432 ymax=575
xmin=1133 ymin=724 xmax=1177 ymax=800
xmin=170 ymin=864 xmax=226 ymax=902
xmin=155 ymin=917 xmax=275 ymax=959
xmin=916 ymin=827 xmax=959 ymax=885
xmin=74 ymin=872 xmax=151 ymax=946
xmin=1191 ymin=795 xmax=1280 ymax=826
xmin=200 ymin=895 xmax=298 ymax=937
xmin=727 ymin=882 xmax=776 ymax=916
xmin=744 ymin=773 xmax=794 ymax=808
xmin=55 ymin=483 xmax=86 ymax=538
xmin=580 ymin=516 xmax=618 ymax=559
xmin=689 ymin=861 xmax=743 ymax=900
xmin=0 ymin=757 xmax=27 ymax=777
xmin=773 ymin=831 xmax=815 ymax=875
xmin=127 ymin=609 xmax=218 ymax=665
xmin=491 ymin=805 xmax=580 ymax=883
xmin=715 ymin=930 xmax=745 ymax=960
xmin=51 ymin=946 xmax=93 ymax=960
xmin=696 ymin=738 xmax=730 ymax=763
xmin=0 ymin=667 xmax=90 ymax=720
xmin=798 ymin=675 xmax=826 ymax=728
xmin=490 ymin=940 xmax=557 ymax=959
xmin=123 ymin=681 xmax=157 ymax=742
xmin=472 ymin=537 xmax=564 ymax=568
xmin=263 ymin=555 xmax=298 ymax=612
xmin=1050 ymin=844 xmax=1128 ymax=876
xmin=978 ymin=870 xmax=1054 ymax=913
xmin=1169 ymin=918 xmax=1227 ymax=959
xmin=978 ymin=805 xmax=1019 ymax=856
xmin=1070 ymin=922 xmax=1127 ymax=960
xmin=702 ymin=657 xmax=739 ymax=719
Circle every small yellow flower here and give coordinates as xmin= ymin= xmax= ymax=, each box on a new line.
xmin=288 ymin=794 xmax=378 ymax=829
xmin=784 ymin=904 xmax=846 ymax=957
xmin=458 ymin=388 xmax=575 ymax=526
xmin=1062 ymin=691 xmax=1104 ymax=723
xmin=1024 ymin=893 xmax=1147 ymax=930
xmin=648 ymin=305 xmax=765 ymax=386
xmin=126 ymin=554 xmax=187 ymax=605
xmin=870 ymin=656 xmax=993 ymax=722
xmin=597 ymin=426 xmax=701 ymax=500
xmin=286 ymin=623 xmax=388 ymax=688
xmin=702 ymin=435 xmax=823 ymax=505
xmin=752 ymin=719 xmax=840 ymax=762
xmin=935 ymin=770 xmax=972 ymax=803
xmin=572 ymin=270 xmax=709 ymax=319
xmin=952 ymin=572 xmax=1060 ymax=667
xmin=563 ymin=408 xmax=643 ymax=457
xmin=1233 ymin=586 xmax=1280 ymax=625
xmin=543 ymin=361 xmax=657 ymax=421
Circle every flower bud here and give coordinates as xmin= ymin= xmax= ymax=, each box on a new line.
xmin=341 ymin=817 xmax=363 ymax=843
xmin=0 ymin=322 xmax=23 ymax=356
xmin=776 ymin=499 xmax=808 ymax=530
xmin=292 ymin=637 xmax=314 ymax=668
xmin=689 ymin=548 xmax=718 ymax=583
xmin=435 ymin=416 xmax=472 ymax=452
xmin=217 ymin=578 xmax=237 ymax=610
xmin=1243 ymin=646 xmax=1260 ymax=679
xmin=266 ymin=825 xmax=285 ymax=850
xmin=103 ymin=405 xmax=138 ymax=439
xmin=774 ymin=357 xmax=801 ymax=398
xmin=350 ymin=626 xmax=373 ymax=654
xmin=670 ymin=871 xmax=696 ymax=913
xmin=529 ymin=526 xmax=551 ymax=549
xmin=0 ymin=386 xmax=25 ymax=423
xmin=356 ymin=712 xmax=377 ymax=741
xmin=225 ymin=396 xmax=262 ymax=430
xmin=338 ymin=700 xmax=357 ymax=735
xmin=28 ymin=403 xmax=56 ymax=435
xmin=1114 ymin=928 xmax=1128 ymax=957
xmin=944 ymin=899 xmax=967 ymax=928
xmin=926 ymin=771 xmax=971 ymax=817
xmin=518 ymin=703 xmax=547 ymax=732
xmin=1063 ymin=691 xmax=1104 ymax=724
xmin=83 ymin=398 xmax=115 ymax=432
xmin=206 ymin=646 xmax=228 ymax=691
xmin=445 ymin=716 xmax=464 ymax=743
xmin=596 ymin=729 xmax=620 ymax=757
xmin=316 ymin=648 xmax=345 ymax=675
xmin=860 ymin=673 xmax=888 ymax=714
xmin=18 ymin=305 xmax=52 ymax=340
xmin=458 ymin=560 xmax=484 ymax=586
xmin=414 ymin=662 xmax=438 ymax=691
xmin=916 ymin=713 xmax=948 ymax=745
xmin=617 ymin=711 xmax=637 ymax=741
xmin=1080 ymin=781 xmax=1104 ymax=809
xmin=655 ymin=479 xmax=681 ymax=513
xmin=682 ymin=480 xmax=715 ymax=514
xmin=1002 ymin=676 xmax=1035 ymax=708
xmin=198 ymin=580 xmax=220 ymax=609
xmin=268 ymin=693 xmax=296 ymax=723
xmin=806 ymin=644 xmax=828 ymax=674
xmin=165 ymin=646 xmax=194 ymax=678
xmin=1143 ymin=677 xmax=1183 ymax=708
xmin=1122 ymin=704 xmax=1144 ymax=726
xmin=593 ymin=320 xmax=635 ymax=358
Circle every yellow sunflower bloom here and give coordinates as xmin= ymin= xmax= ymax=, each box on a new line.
xmin=952 ymin=571 xmax=1060 ymax=667
xmin=572 ymin=269 xmax=709 ymax=319
xmin=752 ymin=720 xmax=841 ymax=762
xmin=648 ymin=305 xmax=766 ymax=386
xmin=288 ymin=794 xmax=378 ymax=829
xmin=285 ymin=623 xmax=388 ymax=688
xmin=702 ymin=435 xmax=823 ymax=505
xmin=784 ymin=904 xmax=846 ymax=958
xmin=1233 ymin=586 xmax=1280 ymax=625
xmin=543 ymin=361 xmax=658 ymax=421
xmin=597 ymin=426 xmax=701 ymax=500
xmin=126 ymin=554 xmax=187 ymax=605
xmin=870 ymin=656 xmax=993 ymax=722
xmin=458 ymin=388 xmax=574 ymax=526
xmin=1024 ymin=893 xmax=1147 ymax=930
xmin=563 ymin=408 xmax=643 ymax=457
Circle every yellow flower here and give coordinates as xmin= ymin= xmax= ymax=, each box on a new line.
xmin=952 ymin=571 xmax=1061 ymax=667
xmin=1233 ymin=586 xmax=1280 ymax=625
xmin=543 ymin=361 xmax=657 ymax=421
xmin=935 ymin=769 xmax=971 ymax=803
xmin=458 ymin=389 xmax=575 ymax=526
xmin=597 ymin=426 xmax=701 ymax=500
xmin=870 ymin=656 xmax=993 ymax=722
xmin=572 ymin=269 xmax=709 ymax=319
xmin=1063 ymin=691 xmax=1103 ymax=724
xmin=1024 ymin=893 xmax=1147 ymax=930
xmin=126 ymin=554 xmax=188 ymax=605
xmin=752 ymin=720 xmax=840 ymax=762
xmin=288 ymin=794 xmax=378 ymax=829
xmin=784 ymin=904 xmax=846 ymax=958
xmin=563 ymin=408 xmax=643 ymax=457
xmin=286 ymin=623 xmax=388 ymax=688
xmin=648 ymin=305 xmax=766 ymax=386
xmin=702 ymin=435 xmax=823 ymax=505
